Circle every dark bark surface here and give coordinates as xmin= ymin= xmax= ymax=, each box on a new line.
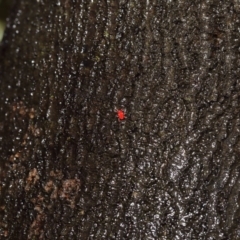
xmin=1 ymin=0 xmax=240 ymax=239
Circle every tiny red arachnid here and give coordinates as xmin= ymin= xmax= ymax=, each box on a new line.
xmin=117 ymin=109 xmax=125 ymax=120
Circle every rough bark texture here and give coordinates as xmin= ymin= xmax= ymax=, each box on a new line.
xmin=1 ymin=0 xmax=240 ymax=239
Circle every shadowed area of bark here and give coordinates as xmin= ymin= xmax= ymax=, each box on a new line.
xmin=1 ymin=0 xmax=240 ymax=239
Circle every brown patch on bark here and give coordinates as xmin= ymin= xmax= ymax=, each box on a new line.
xmin=25 ymin=168 xmax=40 ymax=191
xmin=59 ymin=179 xmax=81 ymax=208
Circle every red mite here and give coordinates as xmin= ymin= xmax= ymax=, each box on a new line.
xmin=117 ymin=110 xmax=125 ymax=120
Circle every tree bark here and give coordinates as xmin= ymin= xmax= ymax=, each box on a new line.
xmin=1 ymin=0 xmax=240 ymax=239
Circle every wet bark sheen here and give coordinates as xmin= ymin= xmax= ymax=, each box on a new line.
xmin=1 ymin=0 xmax=240 ymax=239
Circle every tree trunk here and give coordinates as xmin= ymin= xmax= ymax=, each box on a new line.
xmin=1 ymin=0 xmax=240 ymax=239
